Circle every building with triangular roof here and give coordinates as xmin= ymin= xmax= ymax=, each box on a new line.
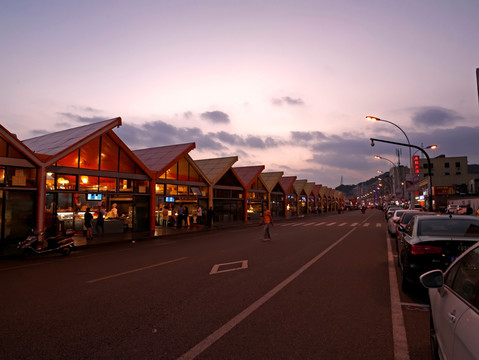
xmin=260 ymin=171 xmax=284 ymax=217
xmin=134 ymin=143 xmax=209 ymax=228
xmin=23 ymin=118 xmax=154 ymax=238
xmin=195 ymin=157 xmax=245 ymax=223
xmin=0 ymin=124 xmax=44 ymax=248
xmin=232 ymin=165 xmax=265 ymax=221
xmin=279 ymin=176 xmax=297 ymax=217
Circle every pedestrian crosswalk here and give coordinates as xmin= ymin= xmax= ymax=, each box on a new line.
xmin=278 ymin=221 xmax=383 ymax=228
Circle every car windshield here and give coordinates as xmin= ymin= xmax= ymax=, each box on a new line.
xmin=401 ymin=213 xmax=418 ymax=224
xmin=418 ymin=218 xmax=479 ymax=237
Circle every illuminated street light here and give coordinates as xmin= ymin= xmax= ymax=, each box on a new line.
xmin=374 ymin=155 xmax=396 ymax=167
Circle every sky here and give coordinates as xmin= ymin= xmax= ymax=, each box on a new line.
xmin=1 ymin=0 xmax=478 ymax=188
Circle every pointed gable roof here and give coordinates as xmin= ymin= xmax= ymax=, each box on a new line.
xmin=22 ymin=117 xmax=122 ymax=165
xmin=133 ymin=143 xmax=196 ymax=177
xmin=312 ymin=184 xmax=322 ymax=197
xmin=194 ymin=156 xmax=238 ymax=184
xmin=0 ymin=124 xmax=43 ymax=167
xmin=279 ymin=176 xmax=297 ymax=194
xmin=232 ymin=165 xmax=265 ymax=189
xmin=259 ymin=171 xmax=284 ymax=192
xmin=293 ymin=179 xmax=307 ymax=195
xmin=303 ymin=182 xmax=315 ymax=196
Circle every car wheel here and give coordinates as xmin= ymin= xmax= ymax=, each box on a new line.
xmin=430 ymin=315 xmax=440 ymax=360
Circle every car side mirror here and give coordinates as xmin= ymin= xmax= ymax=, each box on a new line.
xmin=420 ymin=270 xmax=444 ymax=289
xmin=397 ymin=225 xmax=406 ymax=233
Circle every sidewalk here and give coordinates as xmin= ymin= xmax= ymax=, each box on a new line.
xmin=2 ymin=212 xmax=332 ymax=258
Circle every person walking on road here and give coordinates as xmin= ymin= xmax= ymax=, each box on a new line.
xmin=84 ymin=207 xmax=93 ymax=241
xmin=262 ymin=206 xmax=273 ymax=242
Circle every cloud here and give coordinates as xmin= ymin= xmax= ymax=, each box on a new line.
xmin=411 ymin=107 xmax=464 ymax=128
xmin=272 ymin=96 xmax=305 ymax=106
xmin=58 ymin=112 xmax=108 ymax=124
xmin=200 ymin=110 xmax=230 ymax=124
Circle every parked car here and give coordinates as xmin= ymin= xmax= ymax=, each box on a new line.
xmin=458 ymin=205 xmax=468 ymax=215
xmin=385 ymin=206 xmax=402 ymax=221
xmin=446 ymin=204 xmax=459 ymax=214
xmin=420 ymin=242 xmax=479 ymax=360
xmin=387 ymin=209 xmax=407 ymax=237
xmin=397 ymin=214 xmax=479 ymax=292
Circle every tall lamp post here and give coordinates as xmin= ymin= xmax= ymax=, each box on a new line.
xmin=370 ymin=137 xmax=433 ymax=211
xmin=374 ymin=155 xmax=396 ymax=202
xmin=367 ymin=115 xmax=413 ymax=206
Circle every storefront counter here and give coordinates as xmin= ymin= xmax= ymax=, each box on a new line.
xmin=93 ymin=218 xmax=125 ymax=234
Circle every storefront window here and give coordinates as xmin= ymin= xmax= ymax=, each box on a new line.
xmin=57 ymin=150 xmax=79 ymax=168
xmin=134 ymin=180 xmax=149 ymax=193
xmin=99 ymin=177 xmax=116 ymax=192
xmin=5 ymin=167 xmax=37 ymax=187
xmin=155 ymin=183 xmax=164 ymax=194
xmin=79 ymin=175 xmax=99 ymax=191
xmin=100 ymin=135 xmax=119 ymax=171
xmin=119 ymin=150 xmax=136 ymax=173
xmin=178 ymin=158 xmax=188 ymax=181
xmin=58 ymin=193 xmax=73 ymax=211
xmin=119 ymin=179 xmax=133 ymax=192
xmin=178 ymin=185 xmax=188 ymax=195
xmin=0 ymin=138 xmax=7 ymax=156
xmin=79 ymin=138 xmax=100 ymax=170
xmin=166 ymin=164 xmax=178 ymax=180
xmin=166 ymin=184 xmax=177 ymax=195
xmin=0 ymin=167 xmax=5 ymax=185
xmin=56 ymin=174 xmax=76 ymax=190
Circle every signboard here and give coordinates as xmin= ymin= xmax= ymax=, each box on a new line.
xmin=413 ymin=156 xmax=420 ymax=174
xmin=405 ymin=173 xmax=419 ymax=191
xmin=433 ymin=186 xmax=455 ymax=196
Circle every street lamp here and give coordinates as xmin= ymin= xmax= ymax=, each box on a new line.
xmin=367 ymin=115 xmax=413 ymax=206
xmin=374 ymin=155 xmax=396 ymax=167
xmin=413 ymin=144 xmax=438 ymax=157
xmin=370 ymin=137 xmax=433 ymax=211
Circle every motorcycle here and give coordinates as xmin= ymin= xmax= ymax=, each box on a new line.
xmin=17 ymin=229 xmax=75 ymax=258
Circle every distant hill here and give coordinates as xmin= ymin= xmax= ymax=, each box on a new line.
xmin=336 ymin=172 xmax=391 ymax=197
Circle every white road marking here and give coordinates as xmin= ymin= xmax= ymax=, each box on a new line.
xmin=376 ymin=223 xmax=382 ymax=227
xmin=387 ymin=237 xmax=410 ymax=360
xmin=303 ymin=223 xmax=315 ymax=226
xmin=350 ymin=222 xmax=358 ymax=227
xmin=210 ymin=260 xmax=248 ymax=275
xmin=339 ymin=222 xmax=347 ymax=227
xmin=363 ymin=223 xmax=370 ymax=227
xmin=178 ymin=227 xmax=358 ymax=360
xmin=86 ymin=257 xmax=188 ymax=283
xmin=314 ymin=222 xmax=327 ymax=226
xmin=326 ymin=222 xmax=336 ymax=226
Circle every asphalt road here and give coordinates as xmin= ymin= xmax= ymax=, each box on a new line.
xmin=0 ymin=209 xmax=432 ymax=360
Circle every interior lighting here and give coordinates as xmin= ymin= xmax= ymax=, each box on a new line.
xmin=81 ymin=176 xmax=89 ymax=184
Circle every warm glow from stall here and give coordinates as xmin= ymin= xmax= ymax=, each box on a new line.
xmin=81 ymin=176 xmax=89 ymax=184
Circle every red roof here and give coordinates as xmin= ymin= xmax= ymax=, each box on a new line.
xmin=232 ymin=165 xmax=265 ymax=188
xmin=133 ymin=143 xmax=195 ymax=176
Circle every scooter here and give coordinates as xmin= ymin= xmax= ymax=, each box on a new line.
xmin=17 ymin=229 xmax=75 ymax=258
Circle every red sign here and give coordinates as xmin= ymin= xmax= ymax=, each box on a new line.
xmin=413 ymin=156 xmax=420 ymax=174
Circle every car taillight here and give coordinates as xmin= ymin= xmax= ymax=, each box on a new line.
xmin=411 ymin=245 xmax=442 ymax=255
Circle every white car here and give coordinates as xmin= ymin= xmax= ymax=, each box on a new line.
xmin=420 ymin=242 xmax=479 ymax=360
xmin=447 ymin=204 xmax=459 ymax=214
xmin=387 ymin=209 xmax=407 ymax=237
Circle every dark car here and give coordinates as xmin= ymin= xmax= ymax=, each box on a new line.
xmin=397 ymin=214 xmax=479 ymax=292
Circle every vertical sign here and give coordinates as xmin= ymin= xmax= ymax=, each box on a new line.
xmin=413 ymin=156 xmax=420 ymax=174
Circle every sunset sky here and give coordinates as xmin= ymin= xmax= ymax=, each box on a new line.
xmin=1 ymin=0 xmax=478 ymax=187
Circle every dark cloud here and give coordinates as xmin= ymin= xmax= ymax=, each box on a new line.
xmin=412 ymin=107 xmax=464 ymax=128
xmin=290 ymin=131 xmax=327 ymax=143
xmin=58 ymin=112 xmax=107 ymax=124
xmin=272 ymin=96 xmax=304 ymax=106
xmin=200 ymin=110 xmax=230 ymax=124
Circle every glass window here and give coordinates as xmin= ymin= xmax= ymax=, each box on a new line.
xmin=0 ymin=137 xmax=7 ymax=156
xmin=166 ymin=184 xmax=177 ymax=195
xmin=178 ymin=185 xmax=188 ymax=195
xmin=134 ymin=180 xmax=149 ymax=193
xmin=455 ymin=162 xmax=461 ymax=168
xmin=119 ymin=149 xmax=136 ymax=173
xmin=99 ymin=177 xmax=116 ymax=192
xmin=79 ymin=175 xmax=99 ymax=192
xmin=189 ymin=166 xmax=200 ymax=182
xmin=8 ymin=145 xmax=23 ymax=159
xmin=178 ymin=158 xmax=188 ymax=181
xmin=448 ymin=247 xmax=479 ymax=306
xmin=79 ymin=138 xmax=100 ymax=170
xmin=100 ymin=135 xmax=119 ymax=171
xmin=57 ymin=150 xmax=79 ymax=168
xmin=56 ymin=174 xmax=76 ymax=190
xmin=5 ymin=167 xmax=36 ymax=187
xmin=155 ymin=183 xmax=164 ymax=194
xmin=119 ymin=179 xmax=133 ymax=192
xmin=445 ymin=162 xmax=450 ymax=168
xmin=166 ymin=163 xmax=178 ymax=180
xmin=58 ymin=193 xmax=73 ymax=211
xmin=0 ymin=167 xmax=5 ymax=184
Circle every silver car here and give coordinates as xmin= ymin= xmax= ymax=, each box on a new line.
xmin=420 ymin=242 xmax=479 ymax=360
